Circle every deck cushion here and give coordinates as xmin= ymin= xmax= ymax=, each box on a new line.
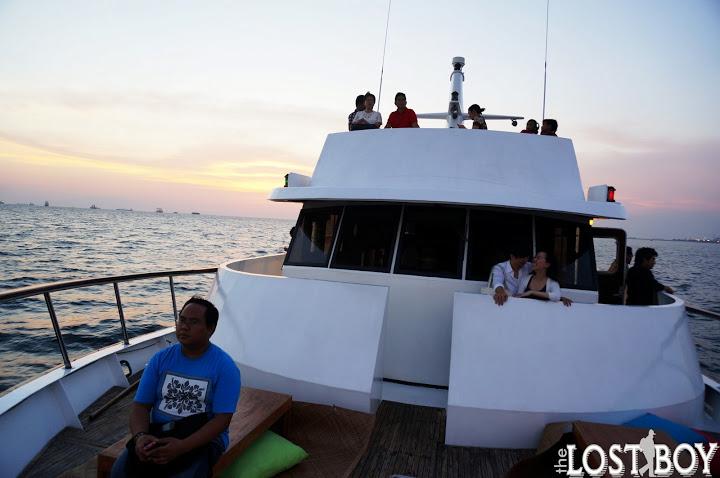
xmin=623 ymin=413 xmax=706 ymax=444
xmin=219 ymin=430 xmax=307 ymax=478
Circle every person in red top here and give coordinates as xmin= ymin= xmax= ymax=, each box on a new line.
xmin=385 ymin=92 xmax=419 ymax=128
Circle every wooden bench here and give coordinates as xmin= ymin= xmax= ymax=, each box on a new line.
xmin=97 ymin=387 xmax=292 ymax=478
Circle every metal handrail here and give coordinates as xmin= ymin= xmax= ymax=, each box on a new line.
xmin=0 ymin=267 xmax=218 ymax=369
xmin=687 ymin=304 xmax=720 ymax=321
xmin=0 ymin=268 xmax=217 ymax=301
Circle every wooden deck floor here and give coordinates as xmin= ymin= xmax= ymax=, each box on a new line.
xmin=21 ymin=388 xmax=533 ymax=478
xmin=20 ymin=384 xmax=135 ymax=478
xmin=351 ymin=401 xmax=533 ymax=478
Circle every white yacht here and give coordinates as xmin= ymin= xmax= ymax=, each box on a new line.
xmin=0 ymin=57 xmax=717 ymax=476
xmin=210 ymin=57 xmax=707 ymax=449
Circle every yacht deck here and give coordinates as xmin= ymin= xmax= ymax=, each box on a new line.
xmin=20 ymin=382 xmax=532 ymax=477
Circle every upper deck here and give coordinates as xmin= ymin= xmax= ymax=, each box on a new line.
xmin=271 ymin=128 xmax=626 ymax=220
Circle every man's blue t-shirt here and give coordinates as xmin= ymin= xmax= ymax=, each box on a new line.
xmin=135 ymin=343 xmax=241 ymax=448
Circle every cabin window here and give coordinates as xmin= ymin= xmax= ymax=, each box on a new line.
xmin=466 ymin=210 xmax=533 ymax=281
xmin=285 ymin=206 xmax=341 ymax=267
xmin=331 ymin=205 xmax=401 ymax=272
xmin=535 ymin=217 xmax=597 ymax=291
xmin=394 ymin=206 xmax=466 ymax=279
xmin=593 ymin=237 xmax=620 ymax=273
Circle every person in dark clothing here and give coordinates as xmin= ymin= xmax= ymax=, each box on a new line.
xmin=540 ymin=118 xmax=558 ymax=136
xmin=625 ymin=247 xmax=674 ymax=305
xmin=521 ymin=119 xmax=539 ymax=134
xmin=348 ymin=94 xmax=366 ymax=131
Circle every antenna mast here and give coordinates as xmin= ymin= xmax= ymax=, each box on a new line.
xmin=377 ymin=0 xmax=392 ymax=113
xmin=541 ymin=0 xmax=550 ymax=122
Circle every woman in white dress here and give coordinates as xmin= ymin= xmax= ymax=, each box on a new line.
xmin=517 ymin=251 xmax=572 ymax=306
xmin=351 ymin=92 xmax=382 ymax=129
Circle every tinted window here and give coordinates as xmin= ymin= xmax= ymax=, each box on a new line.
xmin=331 ymin=205 xmax=401 ymax=272
xmin=535 ymin=217 xmax=597 ymax=291
xmin=466 ymin=210 xmax=533 ymax=281
xmin=285 ymin=207 xmax=341 ymax=267
xmin=395 ymin=206 xmax=466 ymax=279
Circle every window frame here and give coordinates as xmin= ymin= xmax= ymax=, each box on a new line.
xmin=283 ymin=205 xmax=343 ymax=268
xmin=393 ymin=204 xmax=467 ymax=280
xmin=330 ymin=204 xmax=402 ymax=273
xmin=282 ymin=202 xmax=601 ymax=292
xmin=465 ymin=208 xmax=534 ymax=282
xmin=533 ymin=214 xmax=598 ymax=291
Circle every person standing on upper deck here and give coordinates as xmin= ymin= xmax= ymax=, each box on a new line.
xmin=490 ymin=247 xmax=532 ymax=306
xmin=626 ymin=247 xmax=674 ymax=305
xmin=458 ymin=104 xmax=488 ymax=129
xmin=348 ymin=94 xmax=366 ymax=131
xmin=385 ymin=92 xmax=419 ymax=128
xmin=521 ymin=119 xmax=539 ymax=134
xmin=541 ymin=118 xmax=558 ymax=136
xmin=352 ymin=92 xmax=382 ymax=129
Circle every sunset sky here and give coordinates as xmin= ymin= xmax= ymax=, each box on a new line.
xmin=0 ymin=1 xmax=718 ymax=238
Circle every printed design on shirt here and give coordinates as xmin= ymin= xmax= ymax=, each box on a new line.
xmin=158 ymin=372 xmax=208 ymax=417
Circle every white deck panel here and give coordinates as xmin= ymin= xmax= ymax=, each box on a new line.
xmin=270 ymin=129 xmax=626 ymax=219
xmin=210 ymin=262 xmax=387 ymax=413
xmin=446 ymin=292 xmax=704 ymax=448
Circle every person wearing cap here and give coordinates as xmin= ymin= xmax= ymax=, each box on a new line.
xmin=385 ymin=92 xmax=419 ymax=128
xmin=458 ymin=104 xmax=488 ymax=129
xmin=521 ymin=119 xmax=539 ymax=134
xmin=540 ymin=118 xmax=558 ymax=136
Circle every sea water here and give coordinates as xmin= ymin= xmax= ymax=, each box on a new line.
xmin=1 ymin=204 xmax=718 ymax=393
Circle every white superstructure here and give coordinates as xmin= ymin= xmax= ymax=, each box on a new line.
xmin=272 ymin=128 xmax=626 ymax=220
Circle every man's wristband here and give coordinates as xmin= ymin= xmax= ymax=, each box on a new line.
xmin=132 ymin=431 xmax=147 ymax=442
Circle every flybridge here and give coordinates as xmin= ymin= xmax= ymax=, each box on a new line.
xmin=415 ymin=56 xmax=524 ymax=128
xmin=272 ymin=55 xmax=626 ymax=220
xmin=271 ymin=129 xmax=627 ymax=220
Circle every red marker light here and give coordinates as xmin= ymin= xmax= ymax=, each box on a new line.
xmin=607 ymin=186 xmax=616 ymax=202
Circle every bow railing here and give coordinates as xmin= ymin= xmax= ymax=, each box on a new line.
xmin=0 ymin=268 xmax=217 ymax=369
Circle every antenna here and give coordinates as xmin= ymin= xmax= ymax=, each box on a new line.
xmin=377 ymin=0 xmax=392 ymax=114
xmin=541 ymin=0 xmax=550 ymax=122
xmin=415 ymin=57 xmax=523 ymax=126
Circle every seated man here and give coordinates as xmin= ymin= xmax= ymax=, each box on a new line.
xmin=490 ymin=248 xmax=532 ymax=306
xmin=111 ymin=297 xmax=241 ymax=478
xmin=626 ymin=247 xmax=674 ymax=305
xmin=385 ymin=92 xmax=419 ymax=128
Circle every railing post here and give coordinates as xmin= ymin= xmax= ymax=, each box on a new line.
xmin=113 ymin=282 xmax=130 ymax=345
xmin=44 ymin=292 xmax=71 ymax=369
xmin=169 ymin=276 xmax=178 ymax=322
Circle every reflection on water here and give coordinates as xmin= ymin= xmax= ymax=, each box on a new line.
xmin=0 ymin=205 xmax=293 ymax=393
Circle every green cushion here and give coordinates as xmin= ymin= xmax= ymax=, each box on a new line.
xmin=219 ymin=430 xmax=308 ymax=478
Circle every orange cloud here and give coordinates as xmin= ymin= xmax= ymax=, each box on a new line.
xmin=0 ymin=137 xmax=312 ymax=194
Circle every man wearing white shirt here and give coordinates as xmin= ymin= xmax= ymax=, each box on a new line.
xmin=490 ymin=249 xmax=532 ymax=306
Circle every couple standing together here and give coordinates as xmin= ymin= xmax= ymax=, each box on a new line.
xmin=490 ymin=248 xmax=572 ymax=307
